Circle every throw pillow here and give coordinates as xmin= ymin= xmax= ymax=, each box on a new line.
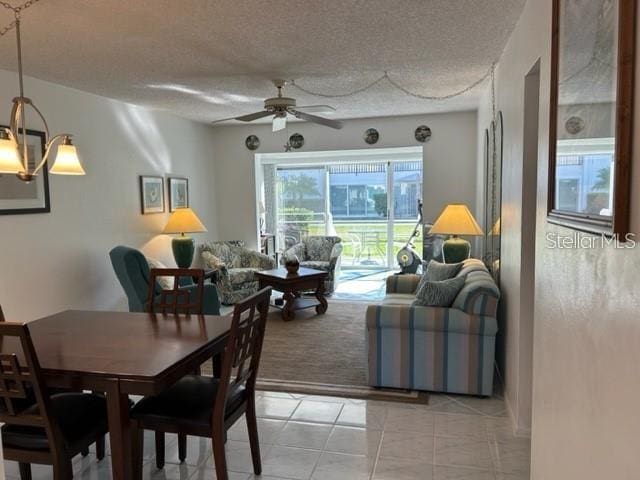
xmin=413 ymin=260 xmax=463 ymax=295
xmin=146 ymin=258 xmax=175 ymax=290
xmin=412 ymin=275 xmax=466 ymax=307
xmin=202 ymin=251 xmax=226 ymax=269
xmin=424 ymin=260 xmax=463 ymax=281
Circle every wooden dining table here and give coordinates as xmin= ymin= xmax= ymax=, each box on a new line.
xmin=0 ymin=309 xmax=232 ymax=480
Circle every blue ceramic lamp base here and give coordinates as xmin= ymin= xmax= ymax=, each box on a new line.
xmin=172 ymin=235 xmax=195 ymax=268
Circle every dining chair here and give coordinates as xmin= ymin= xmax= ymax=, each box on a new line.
xmin=0 ymin=322 xmax=109 ymax=480
xmin=131 ymin=287 xmax=272 ymax=480
xmin=145 ymin=267 xmax=208 ymax=466
xmin=0 ymin=306 xmax=92 ymax=459
xmin=147 ymin=268 xmax=206 ymax=315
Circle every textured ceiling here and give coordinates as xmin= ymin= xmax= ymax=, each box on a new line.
xmin=0 ymin=0 xmax=526 ymax=124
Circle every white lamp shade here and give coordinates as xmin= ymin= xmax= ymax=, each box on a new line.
xmin=50 ymin=144 xmax=85 ymax=175
xmin=0 ymin=137 xmax=22 ymax=174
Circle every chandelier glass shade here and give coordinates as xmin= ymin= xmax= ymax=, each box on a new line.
xmin=0 ymin=15 xmax=84 ymax=181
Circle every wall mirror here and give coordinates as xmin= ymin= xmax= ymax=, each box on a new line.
xmin=548 ymin=0 xmax=636 ymax=236
xmin=484 ymin=113 xmax=503 ymax=283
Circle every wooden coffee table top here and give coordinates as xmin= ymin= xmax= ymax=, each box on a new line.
xmin=255 ymin=267 xmax=328 ymax=282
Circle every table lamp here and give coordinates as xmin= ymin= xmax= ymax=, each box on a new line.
xmin=162 ymin=207 xmax=207 ymax=268
xmin=429 ymin=204 xmax=484 ymax=263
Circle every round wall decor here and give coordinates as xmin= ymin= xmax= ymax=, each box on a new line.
xmin=245 ymin=135 xmax=260 ymax=150
xmin=364 ymin=128 xmax=379 ymax=145
xmin=289 ymin=133 xmax=305 ymax=149
xmin=565 ymin=116 xmax=585 ymax=135
xmin=414 ymin=125 xmax=432 ymax=143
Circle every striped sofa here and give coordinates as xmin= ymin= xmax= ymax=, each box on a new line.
xmin=365 ymin=259 xmax=499 ymax=396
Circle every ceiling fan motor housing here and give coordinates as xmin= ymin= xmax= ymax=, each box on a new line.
xmin=265 ymin=96 xmax=296 ymax=111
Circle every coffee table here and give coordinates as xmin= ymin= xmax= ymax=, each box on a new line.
xmin=255 ymin=267 xmax=329 ymax=321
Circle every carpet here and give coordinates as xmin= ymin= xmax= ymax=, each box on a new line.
xmin=255 ymin=300 xmax=427 ymax=403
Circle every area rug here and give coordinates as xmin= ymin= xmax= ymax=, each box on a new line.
xmin=255 ymin=300 xmax=427 ymax=403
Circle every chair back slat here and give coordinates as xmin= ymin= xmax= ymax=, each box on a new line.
xmin=214 ymin=288 xmax=271 ymax=417
xmin=146 ymin=268 xmax=205 ymax=315
xmin=0 ymin=323 xmax=58 ymax=436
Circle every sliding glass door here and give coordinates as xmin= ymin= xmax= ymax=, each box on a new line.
xmin=274 ymin=160 xmax=422 ymax=269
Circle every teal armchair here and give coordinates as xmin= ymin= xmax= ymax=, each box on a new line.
xmin=109 ymin=246 xmax=220 ymax=315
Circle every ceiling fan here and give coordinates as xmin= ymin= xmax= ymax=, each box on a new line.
xmin=211 ymin=80 xmax=343 ymax=131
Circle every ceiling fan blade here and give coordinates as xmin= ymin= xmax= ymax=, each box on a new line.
xmin=211 ymin=115 xmax=243 ymax=125
xmin=234 ymin=110 xmax=274 ymax=122
xmin=295 ymin=105 xmax=336 ymax=114
xmin=272 ymin=115 xmax=287 ymax=132
xmin=291 ymin=109 xmax=344 ymax=130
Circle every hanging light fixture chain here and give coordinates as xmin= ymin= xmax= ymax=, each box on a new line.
xmin=0 ymin=0 xmax=42 ymax=36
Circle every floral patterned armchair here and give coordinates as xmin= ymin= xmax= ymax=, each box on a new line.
xmin=281 ymin=236 xmax=343 ymax=294
xmin=201 ymin=240 xmax=276 ymax=305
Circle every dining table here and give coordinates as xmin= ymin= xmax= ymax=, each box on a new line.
xmin=0 ymin=309 xmax=232 ymax=480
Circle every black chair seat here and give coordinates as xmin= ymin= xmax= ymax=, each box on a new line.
xmin=1 ymin=393 xmax=108 ymax=452
xmin=131 ymin=375 xmax=246 ymax=430
xmin=0 ymin=386 xmax=76 ymax=415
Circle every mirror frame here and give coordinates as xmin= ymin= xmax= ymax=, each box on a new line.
xmin=548 ymin=0 xmax=636 ymax=237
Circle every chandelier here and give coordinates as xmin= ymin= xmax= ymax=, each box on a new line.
xmin=0 ymin=10 xmax=84 ymax=181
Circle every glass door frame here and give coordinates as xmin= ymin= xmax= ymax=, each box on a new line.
xmin=255 ymin=147 xmax=424 ymax=269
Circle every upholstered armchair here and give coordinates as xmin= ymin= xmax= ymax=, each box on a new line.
xmin=281 ymin=236 xmax=343 ymax=294
xmin=109 ymin=245 xmax=220 ymax=314
xmin=201 ymin=240 xmax=276 ymax=305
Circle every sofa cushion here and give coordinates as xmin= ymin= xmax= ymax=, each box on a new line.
xmin=300 ymin=260 xmax=331 ymax=272
xmin=228 ymin=268 xmax=260 ymax=285
xmin=381 ymin=293 xmax=415 ymax=306
xmin=413 ymin=276 xmax=466 ymax=307
xmin=366 ymin=304 xmax=498 ymax=336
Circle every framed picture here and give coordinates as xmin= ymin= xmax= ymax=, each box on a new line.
xmin=168 ymin=177 xmax=189 ymax=212
xmin=548 ymin=0 xmax=636 ymax=236
xmin=0 ymin=128 xmax=49 ymax=215
xmin=139 ymin=175 xmax=165 ymax=214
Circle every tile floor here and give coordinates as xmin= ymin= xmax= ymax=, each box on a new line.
xmin=2 ymin=390 xmax=531 ymax=480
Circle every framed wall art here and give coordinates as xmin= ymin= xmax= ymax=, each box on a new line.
xmin=548 ymin=0 xmax=636 ymax=236
xmin=0 ymin=127 xmax=49 ymax=215
xmin=139 ymin=175 xmax=164 ymax=214
xmin=168 ymin=176 xmax=189 ymax=212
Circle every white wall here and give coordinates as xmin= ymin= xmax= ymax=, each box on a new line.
xmin=0 ymin=70 xmax=218 ymax=321
xmin=478 ymin=0 xmax=640 ymax=478
xmin=211 ymin=112 xmax=478 ymax=249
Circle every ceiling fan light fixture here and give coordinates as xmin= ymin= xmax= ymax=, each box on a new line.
xmin=272 ymin=114 xmax=287 ymax=132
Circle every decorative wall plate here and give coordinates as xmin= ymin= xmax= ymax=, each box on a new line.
xmin=289 ymin=133 xmax=305 ymax=149
xmin=415 ymin=125 xmax=432 ymax=142
xmin=364 ymin=128 xmax=379 ymax=145
xmin=245 ymin=134 xmax=260 ymax=150
xmin=564 ymin=116 xmax=585 ymax=135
